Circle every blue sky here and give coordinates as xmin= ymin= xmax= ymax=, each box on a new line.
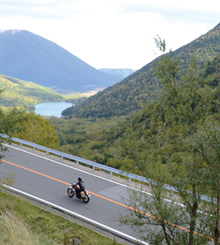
xmin=0 ymin=0 xmax=219 ymax=70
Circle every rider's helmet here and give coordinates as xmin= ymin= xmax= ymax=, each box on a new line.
xmin=78 ymin=177 xmax=82 ymax=182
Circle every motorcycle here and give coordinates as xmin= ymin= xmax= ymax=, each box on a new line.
xmin=67 ymin=182 xmax=91 ymax=203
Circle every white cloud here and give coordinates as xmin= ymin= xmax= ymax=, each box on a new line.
xmin=0 ymin=0 xmax=219 ymax=69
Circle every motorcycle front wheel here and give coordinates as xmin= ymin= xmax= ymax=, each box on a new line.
xmin=67 ymin=187 xmax=74 ymax=197
xmin=82 ymin=194 xmax=89 ymax=203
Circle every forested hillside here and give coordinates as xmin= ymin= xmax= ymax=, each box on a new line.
xmin=50 ymin=52 xmax=220 ymax=168
xmin=114 ymin=41 xmax=220 ymax=244
xmin=2 ymin=33 xmax=220 ymax=245
xmin=63 ymin=22 xmax=220 ymax=118
xmin=0 ymin=74 xmax=64 ymax=110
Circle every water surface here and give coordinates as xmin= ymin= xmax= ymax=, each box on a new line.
xmin=35 ymin=102 xmax=73 ymax=117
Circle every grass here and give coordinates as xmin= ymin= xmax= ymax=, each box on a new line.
xmin=0 ymin=189 xmax=124 ymax=245
xmin=0 ymin=210 xmax=42 ymax=245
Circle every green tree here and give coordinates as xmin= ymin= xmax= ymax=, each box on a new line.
xmin=13 ymin=111 xmax=59 ymax=149
xmin=116 ymin=37 xmax=220 ymax=244
xmin=0 ymin=104 xmax=28 ymax=161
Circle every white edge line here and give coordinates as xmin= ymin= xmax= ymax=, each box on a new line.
xmin=5 ymin=144 xmax=152 ymax=193
xmin=3 ymin=184 xmax=148 ymax=245
xmin=5 ymin=144 xmax=189 ymax=208
xmin=4 ymin=144 xmax=209 ymax=236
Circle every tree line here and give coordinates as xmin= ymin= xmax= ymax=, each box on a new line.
xmin=62 ymin=23 xmax=220 ymax=119
xmin=1 ymin=36 xmax=220 ymax=244
xmin=114 ymin=37 xmax=220 ymax=244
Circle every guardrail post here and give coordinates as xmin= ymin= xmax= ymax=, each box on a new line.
xmin=61 ymin=156 xmax=63 ymax=161
xmin=93 ymin=166 xmax=95 ymax=171
xmin=4 ymin=135 xmax=189 ymax=201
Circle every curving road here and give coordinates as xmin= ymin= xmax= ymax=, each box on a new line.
xmin=1 ymin=144 xmax=149 ymax=245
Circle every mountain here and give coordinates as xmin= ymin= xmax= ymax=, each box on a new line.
xmin=0 ymin=74 xmax=64 ymax=109
xmin=52 ymin=51 xmax=220 ymax=168
xmin=0 ymin=30 xmax=120 ymax=93
xmin=99 ymin=68 xmax=136 ymax=80
xmin=62 ymin=22 xmax=220 ymax=118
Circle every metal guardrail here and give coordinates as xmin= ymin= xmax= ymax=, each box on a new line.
xmin=1 ymin=134 xmax=153 ymax=185
xmin=1 ymin=134 xmax=213 ymax=202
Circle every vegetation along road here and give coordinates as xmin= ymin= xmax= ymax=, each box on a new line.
xmin=2 ymin=143 xmax=217 ymax=244
xmin=2 ymin=144 xmax=149 ymax=244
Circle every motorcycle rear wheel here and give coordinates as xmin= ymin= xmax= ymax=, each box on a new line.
xmin=67 ymin=188 xmax=74 ymax=197
xmin=82 ymin=194 xmax=89 ymax=203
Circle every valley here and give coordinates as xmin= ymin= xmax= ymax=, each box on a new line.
xmin=1 ymin=22 xmax=220 ymax=244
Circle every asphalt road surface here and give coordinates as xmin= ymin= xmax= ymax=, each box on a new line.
xmin=1 ymin=144 xmax=149 ymax=245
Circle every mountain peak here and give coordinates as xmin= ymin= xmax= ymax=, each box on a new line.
xmin=64 ymin=22 xmax=220 ymax=118
xmin=0 ymin=29 xmax=22 ymax=35
xmin=0 ymin=30 xmax=120 ymax=93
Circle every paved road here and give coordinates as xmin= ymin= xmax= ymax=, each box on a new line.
xmin=1 ymin=144 xmax=149 ymax=245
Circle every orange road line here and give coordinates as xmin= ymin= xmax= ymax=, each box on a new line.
xmin=2 ymin=159 xmax=70 ymax=185
xmin=2 ymin=159 xmax=215 ymax=242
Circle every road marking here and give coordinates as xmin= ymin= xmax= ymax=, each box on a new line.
xmin=2 ymin=184 xmax=148 ymax=245
xmin=2 ymin=159 xmax=138 ymax=208
xmin=2 ymin=159 xmax=215 ymax=242
xmin=5 ymin=144 xmax=135 ymax=188
xmin=2 ymin=159 xmax=70 ymax=185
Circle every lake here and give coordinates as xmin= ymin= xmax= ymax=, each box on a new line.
xmin=34 ymin=102 xmax=73 ymax=117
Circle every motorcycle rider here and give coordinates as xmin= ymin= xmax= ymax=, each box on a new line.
xmin=75 ymin=177 xmax=85 ymax=198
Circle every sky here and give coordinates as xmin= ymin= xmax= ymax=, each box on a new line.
xmin=0 ymin=0 xmax=219 ymax=70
